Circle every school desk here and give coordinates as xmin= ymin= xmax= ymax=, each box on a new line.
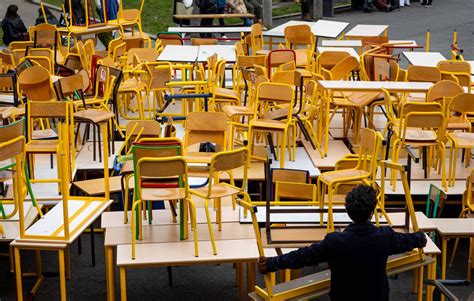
xmin=403 ymin=51 xmax=447 ymax=67
xmin=345 ymin=24 xmax=389 ymax=39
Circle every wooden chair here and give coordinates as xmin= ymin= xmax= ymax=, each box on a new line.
xmin=391 ymin=102 xmax=447 ymax=190
xmin=184 ymin=111 xmax=228 ymax=157
xmin=314 ymin=50 xmax=350 ymax=74
xmin=248 ymin=82 xmax=296 ymax=168
xmin=131 ymin=154 xmax=198 ymax=258
xmin=446 ymin=93 xmax=474 ymax=186
xmin=284 ymin=24 xmax=315 ymax=69
xmin=111 ymin=0 xmax=145 ymax=36
xmin=317 ymin=128 xmax=383 ymax=232
xmin=426 ymin=80 xmax=464 ymax=112
xmin=0 ymin=119 xmax=42 ymax=225
xmin=190 ymin=147 xmax=251 ymax=255
xmin=437 ymin=60 xmax=472 ymax=92
xmin=247 ymin=23 xmax=264 ymax=55
xmin=191 ymin=38 xmax=218 ymax=46
xmin=407 ymin=65 xmax=441 ymax=83
xmin=143 ymin=62 xmax=173 ymax=113
xmin=266 ymin=49 xmax=296 ymax=77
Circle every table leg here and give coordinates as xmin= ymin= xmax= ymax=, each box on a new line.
xmin=65 ymin=246 xmax=71 ymax=279
xmin=412 ymin=268 xmax=418 ymax=293
xmin=417 ymin=265 xmax=424 ymax=301
xmin=31 ymin=250 xmax=44 ymax=296
xmin=468 ymin=237 xmax=473 ymax=281
xmin=105 ymin=246 xmax=116 ymax=301
xmin=9 ymin=244 xmax=14 ymax=273
xmin=426 ymin=257 xmax=436 ymax=301
xmin=14 ymin=247 xmax=23 ymax=301
xmin=120 ymin=267 xmax=127 ymax=301
xmin=58 ymin=249 xmax=67 ymax=301
xmin=441 ymin=238 xmax=448 ymax=280
xmin=247 ymin=262 xmax=256 ymax=298
xmin=236 ymin=263 xmax=244 ymax=300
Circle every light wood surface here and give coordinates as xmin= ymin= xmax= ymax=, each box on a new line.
xmin=318 ymin=80 xmax=433 ymax=92
xmin=263 ymin=20 xmax=349 ymax=38
xmin=117 ymin=238 xmax=277 ymax=267
xmin=0 ymin=204 xmax=42 ymax=241
xmin=403 ymin=51 xmax=446 ymax=67
xmin=302 ymin=139 xmax=351 ymax=170
xmin=167 ymin=27 xmax=251 ymax=33
xmin=101 ymin=206 xmax=239 ymax=228
xmin=317 ymin=47 xmax=360 ymax=60
xmin=57 ymin=24 xmax=119 ymax=36
xmin=431 ymin=218 xmax=474 ymax=236
xmin=73 ymin=176 xmax=125 ymax=196
xmin=345 ymin=24 xmax=388 ymax=38
xmin=105 ymin=221 xmax=255 ymax=246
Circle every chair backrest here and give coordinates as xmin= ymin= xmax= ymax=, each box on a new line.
xmin=133 ymin=138 xmax=182 ymax=168
xmin=255 ymin=82 xmax=294 ymax=121
xmin=126 ymin=120 xmax=162 ymax=147
xmin=426 ymin=80 xmax=464 ymax=103
xmin=0 ymin=119 xmax=25 ymax=162
xmin=0 ymin=51 xmax=15 ymax=70
xmin=28 ymin=101 xmax=68 ymax=119
xmin=249 ymin=23 xmax=264 ymax=55
xmin=159 ymin=37 xmax=183 ymax=47
xmin=425 ymin=184 xmax=447 ymax=218
xmin=448 ymin=93 xmax=474 ymax=117
xmin=271 ymin=70 xmax=298 ymax=86
xmin=126 ymin=48 xmax=159 ymax=66
xmin=0 ymin=73 xmax=18 ymax=106
xmin=191 ymin=38 xmax=217 ymax=46
xmin=237 ymin=55 xmax=266 ymax=69
xmin=56 ymin=73 xmax=85 ymax=105
xmin=284 ymin=24 xmax=314 ymax=49
xmin=235 ymin=41 xmax=245 ymax=56
xmin=137 ymin=156 xmax=187 ymax=179
xmin=357 ymin=128 xmax=382 ymax=178
xmin=144 ymin=62 xmax=172 ymax=90
xmin=361 ymin=36 xmax=389 ymax=51
xmin=266 ymin=49 xmax=296 ymax=76
xmin=33 ymin=23 xmax=58 ymax=48
xmin=185 ymin=112 xmax=228 ymax=152
xmin=407 ymin=65 xmax=441 ymax=83
xmin=18 ymin=65 xmax=56 ymax=101
xmin=212 ymin=147 xmax=248 ymax=172
xmin=323 ymin=56 xmax=359 ymax=80
xmin=402 ymin=104 xmax=445 ymax=140
xmin=315 ymin=51 xmax=350 ymax=73
xmin=270 ymin=168 xmax=309 ymax=201
xmin=9 ymin=41 xmax=34 ymax=51
xmin=437 ymin=60 xmax=471 ymax=87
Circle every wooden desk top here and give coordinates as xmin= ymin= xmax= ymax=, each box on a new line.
xmin=318 ymin=80 xmax=433 ymax=93
xmin=317 ymin=47 xmax=360 ymax=60
xmin=431 ymin=218 xmax=474 ymax=236
xmin=117 ymin=238 xmax=276 ymax=267
xmin=73 ymin=176 xmax=125 ymax=196
xmin=345 ymin=24 xmax=388 ymax=38
xmin=174 ymin=13 xmax=254 ymax=19
xmin=104 ymin=221 xmax=255 ymax=247
xmin=403 ymin=51 xmax=446 ymax=67
xmin=101 ymin=205 xmax=239 ymax=228
xmin=57 ymin=24 xmax=118 ymax=36
xmin=263 ymin=20 xmax=349 ymax=39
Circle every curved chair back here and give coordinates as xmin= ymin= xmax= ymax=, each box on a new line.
xmin=284 ymin=24 xmax=315 ymax=49
xmin=407 ymin=65 xmax=441 ymax=83
xmin=185 ymin=112 xmax=228 ymax=152
xmin=18 ymin=65 xmax=55 ymax=101
xmin=323 ymin=56 xmax=359 ymax=80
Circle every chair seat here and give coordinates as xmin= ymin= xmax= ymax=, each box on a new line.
xmin=119 ymin=80 xmax=147 ymax=92
xmin=222 ymin=105 xmax=254 ymax=117
xmin=26 ymin=140 xmax=58 ymax=153
xmin=214 ymin=87 xmax=240 ymax=100
xmin=250 ymin=119 xmax=287 ymax=131
xmin=404 ymin=129 xmax=437 ymax=142
xmin=74 ymin=109 xmax=115 ymax=124
xmin=32 ymin=129 xmax=58 ymax=140
xmin=263 ymin=108 xmax=291 ymax=120
xmin=141 ymin=187 xmax=186 ymax=200
xmin=446 ymin=117 xmax=471 ymax=130
xmin=406 ymin=93 xmax=426 ymax=102
xmin=192 ymin=183 xmax=240 ymax=198
xmin=331 ymin=96 xmax=361 ymax=108
xmin=448 ymin=132 xmax=474 ymax=148
xmin=319 ymin=169 xmax=369 ymax=184
xmin=94 ymin=50 xmax=108 ymax=59
xmin=347 ymin=92 xmax=383 ymax=107
xmin=295 ymin=49 xmax=309 ymax=67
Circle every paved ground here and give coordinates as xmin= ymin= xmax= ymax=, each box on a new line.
xmin=0 ymin=1 xmax=473 ymax=300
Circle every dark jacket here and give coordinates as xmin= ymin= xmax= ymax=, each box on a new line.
xmin=2 ymin=16 xmax=28 ymax=46
xmin=266 ymin=223 xmax=426 ymax=301
xmin=196 ymin=0 xmax=218 ymax=13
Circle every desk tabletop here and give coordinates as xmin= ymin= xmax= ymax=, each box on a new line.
xmin=321 ymin=39 xmax=417 ymax=48
xmin=0 ymin=203 xmax=41 ymax=242
xmin=403 ymin=51 xmax=446 ymax=67
xmin=157 ymin=45 xmax=199 ymax=62
xmin=317 ymin=47 xmax=359 ymax=60
xmin=197 ymin=45 xmax=236 ymax=62
xmin=431 ymin=218 xmax=474 ymax=236
xmin=264 ymin=20 xmax=349 ymax=39
xmin=57 ymin=24 xmax=118 ymax=35
xmin=167 ymin=26 xmax=251 ymax=33
xmin=318 ymin=80 xmax=433 ymax=92
xmin=345 ymin=24 xmax=388 ymax=38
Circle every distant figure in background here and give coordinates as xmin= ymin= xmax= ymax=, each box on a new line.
xmin=196 ymin=0 xmax=218 ymax=37
xmin=61 ymin=0 xmax=86 ymax=26
xmin=35 ymin=6 xmax=59 ymax=25
xmin=299 ymin=0 xmax=313 ymax=21
xmin=216 ymin=0 xmax=227 ymax=39
xmin=363 ymin=0 xmax=377 ymax=12
xmin=399 ymin=0 xmax=410 ymax=7
xmin=420 ymin=0 xmax=432 ymax=7
xmin=227 ymin=0 xmax=252 ymax=26
xmin=244 ymin=0 xmax=263 ymax=24
xmin=2 ymin=5 xmax=29 ymax=46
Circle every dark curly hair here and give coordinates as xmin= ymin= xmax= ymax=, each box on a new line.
xmin=345 ymin=185 xmax=378 ymax=224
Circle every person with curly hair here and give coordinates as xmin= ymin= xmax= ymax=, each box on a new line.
xmin=258 ymin=185 xmax=427 ymax=301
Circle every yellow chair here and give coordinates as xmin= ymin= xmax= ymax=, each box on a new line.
xmin=446 ymin=93 xmax=474 ymax=186
xmin=184 ymin=111 xmax=228 ymax=157
xmin=247 ymin=82 xmax=296 ymax=168
xmin=190 ymin=147 xmax=251 ymax=255
xmin=284 ymin=24 xmax=315 ymax=70
xmin=317 ymin=128 xmax=383 ymax=232
xmin=110 ymin=0 xmax=145 ymax=37
xmin=437 ymin=60 xmax=472 ymax=92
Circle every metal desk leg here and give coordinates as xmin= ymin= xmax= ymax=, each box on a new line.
xmin=58 ymin=249 xmax=67 ymax=301
xmin=120 ymin=266 xmax=127 ymax=301
xmin=14 ymin=247 xmax=23 ymax=301
xmin=417 ymin=265 xmax=424 ymax=301
xmin=105 ymin=246 xmax=116 ymax=301
xmin=441 ymin=238 xmax=448 ymax=280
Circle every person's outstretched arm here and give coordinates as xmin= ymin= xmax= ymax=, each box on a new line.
xmin=258 ymin=239 xmax=329 ymax=274
xmin=389 ymin=230 xmax=427 ymax=255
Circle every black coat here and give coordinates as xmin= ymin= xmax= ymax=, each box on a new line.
xmin=2 ymin=16 xmax=28 ymax=46
xmin=266 ymin=223 xmax=426 ymax=301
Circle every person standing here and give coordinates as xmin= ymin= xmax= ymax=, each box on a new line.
xmin=216 ymin=0 xmax=227 ymax=39
xmin=300 ymin=0 xmax=312 ymax=21
xmin=2 ymin=5 xmax=29 ymax=46
xmin=420 ymin=0 xmax=432 ymax=7
xmin=196 ymin=0 xmax=219 ymax=37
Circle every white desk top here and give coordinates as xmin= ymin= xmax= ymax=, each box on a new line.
xmin=167 ymin=26 xmax=251 ymax=33
xmin=403 ymin=51 xmax=446 ymax=67
xmin=318 ymin=80 xmax=433 ymax=92
xmin=264 ymin=20 xmax=349 ymax=38
xmin=431 ymin=218 xmax=474 ymax=236
xmin=157 ymin=45 xmax=199 ymax=62
xmin=345 ymin=24 xmax=389 ymax=38
xmin=321 ymin=39 xmax=417 ymax=48
xmin=197 ymin=45 xmax=236 ymax=62
xmin=270 ymin=147 xmax=320 ymax=177
xmin=317 ymin=47 xmax=359 ymax=60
